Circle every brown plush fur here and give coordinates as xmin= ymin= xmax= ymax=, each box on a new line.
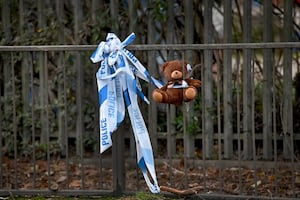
xmin=152 ymin=60 xmax=201 ymax=105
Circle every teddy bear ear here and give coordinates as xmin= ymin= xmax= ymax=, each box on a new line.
xmin=186 ymin=63 xmax=192 ymax=71
xmin=162 ymin=62 xmax=169 ymax=71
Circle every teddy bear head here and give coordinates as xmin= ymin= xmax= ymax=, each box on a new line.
xmin=162 ymin=60 xmax=191 ymax=81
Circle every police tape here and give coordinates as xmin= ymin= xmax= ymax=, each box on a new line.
xmin=90 ymin=32 xmax=160 ymax=193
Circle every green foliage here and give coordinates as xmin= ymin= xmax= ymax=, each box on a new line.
xmin=173 ymin=95 xmax=203 ymax=135
xmin=187 ymin=116 xmax=202 ymax=134
xmin=83 ymin=132 xmax=97 ymax=151
xmin=151 ymin=0 xmax=167 ymax=22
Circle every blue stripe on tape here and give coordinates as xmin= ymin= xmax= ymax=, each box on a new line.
xmin=110 ymin=67 xmax=115 ymax=74
xmin=118 ymin=55 xmax=126 ymax=67
xmin=143 ymin=70 xmax=150 ymax=79
xmin=138 ymin=157 xmax=147 ymax=173
xmin=99 ymin=85 xmax=108 ymax=106
xmin=122 ymin=32 xmax=135 ymax=47
xmin=141 ymin=148 xmax=154 ymax=166
xmin=124 ymin=89 xmax=131 ymax=106
xmin=91 ymin=50 xmax=97 ymax=60
xmin=132 ymin=79 xmax=137 ymax=92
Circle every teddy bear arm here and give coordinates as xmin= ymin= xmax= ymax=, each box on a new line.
xmin=186 ymin=79 xmax=201 ymax=88
xmin=160 ymin=84 xmax=168 ymax=91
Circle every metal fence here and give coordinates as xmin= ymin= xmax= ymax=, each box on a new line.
xmin=0 ymin=43 xmax=300 ymax=199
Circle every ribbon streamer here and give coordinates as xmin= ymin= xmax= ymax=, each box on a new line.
xmin=90 ymin=32 xmax=160 ymax=193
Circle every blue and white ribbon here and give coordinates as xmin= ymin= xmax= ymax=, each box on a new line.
xmin=91 ymin=32 xmax=160 ymax=193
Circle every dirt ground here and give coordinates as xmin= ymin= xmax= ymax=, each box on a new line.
xmin=1 ymin=154 xmax=300 ymax=199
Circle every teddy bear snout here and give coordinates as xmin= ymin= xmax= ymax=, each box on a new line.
xmin=171 ymin=70 xmax=182 ymax=79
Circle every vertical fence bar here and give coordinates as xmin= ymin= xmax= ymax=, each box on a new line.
xmin=147 ymin=0 xmax=158 ymax=156
xmin=181 ymin=52 xmax=188 ymax=189
xmin=20 ymin=0 xmax=31 ymax=151
xmin=184 ymin=0 xmax=195 ymax=159
xmin=39 ymin=51 xmax=47 ymax=144
xmin=128 ymin=0 xmax=136 ymax=35
xmin=200 ymin=51 xmax=207 ymax=191
xmin=56 ymin=0 xmax=66 ymax=157
xmin=283 ymin=0 xmax=293 ymax=160
xmin=44 ymin=52 xmax=52 ymax=190
xmin=80 ymin=54 xmax=85 ymax=190
xmin=108 ymin=0 xmax=125 ymax=193
xmin=112 ymin=129 xmax=125 ymax=194
xmin=167 ymin=0 xmax=176 ymax=187
xmin=37 ymin=0 xmax=46 ymax=145
xmin=37 ymin=0 xmax=45 ymax=27
xmin=29 ymin=52 xmax=37 ymax=188
xmin=110 ymin=0 xmax=119 ymax=34
xmin=2 ymin=50 xmax=10 ymax=177
xmin=242 ymin=0 xmax=253 ymax=160
xmin=58 ymin=51 xmax=67 ymax=155
xmin=12 ymin=53 xmax=18 ymax=189
xmin=283 ymin=0 xmax=295 ymax=196
xmin=63 ymin=52 xmax=70 ymax=189
xmin=223 ymin=0 xmax=233 ymax=159
xmin=2 ymin=0 xmax=11 ymax=41
xmin=74 ymin=0 xmax=85 ymax=186
xmin=2 ymin=51 xmax=10 ymax=189
xmin=251 ymin=51 xmax=258 ymax=196
xmin=236 ymin=49 xmax=242 ymax=194
xmin=214 ymin=49 xmax=223 ymax=192
xmin=184 ymin=0 xmax=195 ymax=189
xmin=272 ymin=51 xmax=278 ymax=196
xmin=263 ymin=0 xmax=273 ymax=160
xmin=21 ymin=55 xmax=30 ymax=145
xmin=0 ymin=56 xmax=2 ymax=189
xmin=203 ymin=0 xmax=213 ymax=159
xmin=98 ymin=152 xmax=103 ymax=190
xmin=128 ymin=1 xmax=139 ymax=180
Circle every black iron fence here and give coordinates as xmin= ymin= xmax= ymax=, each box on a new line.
xmin=0 ymin=43 xmax=300 ymax=199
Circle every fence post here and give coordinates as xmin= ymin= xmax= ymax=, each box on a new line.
xmin=184 ymin=0 xmax=195 ymax=160
xmin=167 ymin=0 xmax=176 ymax=160
xmin=56 ymin=0 xmax=66 ymax=156
xmin=223 ymin=0 xmax=233 ymax=159
xmin=263 ymin=0 xmax=273 ymax=160
xmin=283 ymin=0 xmax=293 ymax=160
xmin=242 ymin=0 xmax=253 ymax=160
xmin=0 ymin=70 xmax=2 ymax=188
xmin=37 ymin=0 xmax=47 ymax=144
xmin=109 ymin=0 xmax=125 ymax=194
xmin=203 ymin=0 xmax=214 ymax=159
xmin=112 ymin=129 xmax=125 ymax=195
xmin=147 ymin=0 xmax=158 ymax=156
xmin=20 ymin=0 xmax=31 ymax=147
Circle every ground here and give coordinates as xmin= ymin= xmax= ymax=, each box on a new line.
xmin=1 ymin=154 xmax=300 ymax=198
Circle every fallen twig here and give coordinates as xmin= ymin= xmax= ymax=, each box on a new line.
xmin=160 ymin=185 xmax=203 ymax=196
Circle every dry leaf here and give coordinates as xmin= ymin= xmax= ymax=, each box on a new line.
xmin=56 ymin=175 xmax=67 ymax=183
xmin=251 ymin=180 xmax=262 ymax=188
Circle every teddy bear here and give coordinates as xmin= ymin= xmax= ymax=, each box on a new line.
xmin=152 ymin=60 xmax=201 ymax=105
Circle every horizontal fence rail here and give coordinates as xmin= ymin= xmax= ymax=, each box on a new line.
xmin=0 ymin=43 xmax=300 ymax=199
xmin=1 ymin=42 xmax=300 ymax=51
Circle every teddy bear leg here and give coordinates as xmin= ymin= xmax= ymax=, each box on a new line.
xmin=184 ymin=87 xmax=198 ymax=102
xmin=152 ymin=89 xmax=168 ymax=103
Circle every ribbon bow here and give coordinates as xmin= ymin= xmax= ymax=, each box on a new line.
xmin=90 ymin=32 xmax=160 ymax=193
